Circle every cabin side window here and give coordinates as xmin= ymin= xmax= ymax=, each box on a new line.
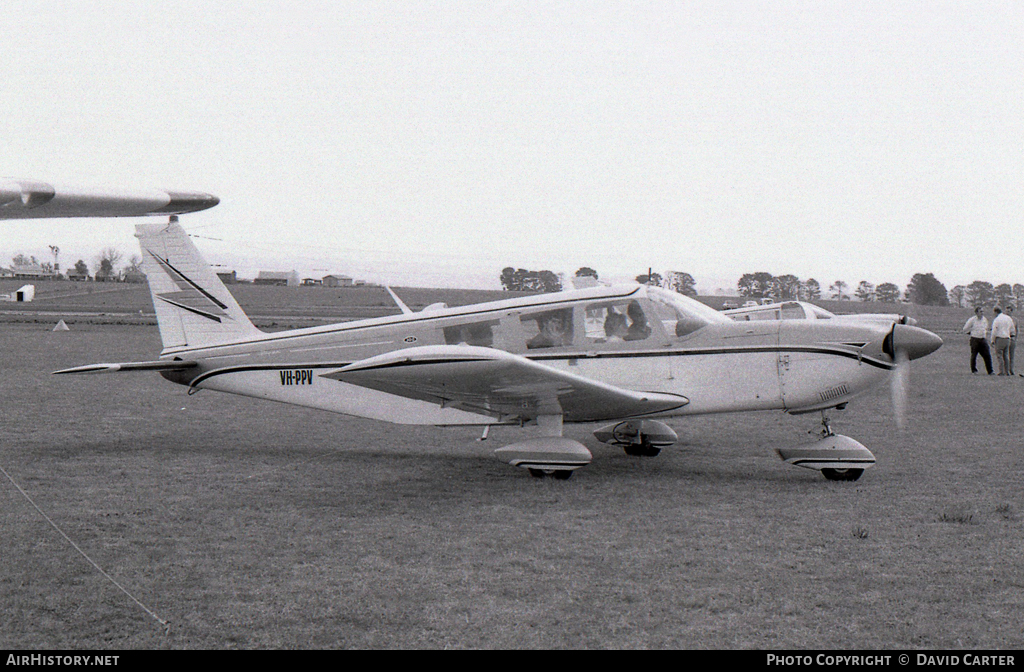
xmin=443 ymin=320 xmax=498 ymax=347
xmin=746 ymin=308 xmax=780 ymax=321
xmin=583 ymin=300 xmax=652 ymax=344
xmin=521 ymin=308 xmax=574 ymax=349
xmin=780 ymin=302 xmax=805 ymax=320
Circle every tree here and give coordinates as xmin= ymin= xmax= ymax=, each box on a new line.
xmin=95 ymin=247 xmax=123 ymax=281
xmin=664 ymin=271 xmax=697 ymax=296
xmin=635 ymin=272 xmax=662 ymax=286
xmin=1013 ymin=284 xmax=1024 ymax=309
xmin=994 ymin=283 xmax=1014 ymax=308
xmin=537 ymin=270 xmax=562 ymax=293
xmin=74 ymin=260 xmax=89 ymax=277
xmin=854 ymin=281 xmax=875 ymax=302
xmin=12 ymin=253 xmax=39 ymax=266
xmin=965 ymin=280 xmax=994 ymax=308
xmin=574 ymin=267 xmax=598 ymax=279
xmin=738 ymin=272 xmax=775 ymax=298
xmin=829 ymin=280 xmax=848 ymax=300
xmin=801 ymin=278 xmax=821 ymax=301
xmin=737 ymin=273 xmax=756 ymax=297
xmin=500 ymin=267 xmax=516 ymax=291
xmin=775 ymin=274 xmax=801 ymax=300
xmin=907 ymin=273 xmax=949 ymax=306
xmin=948 ymin=285 xmax=966 ymax=308
xmin=876 ymin=282 xmax=900 ymax=303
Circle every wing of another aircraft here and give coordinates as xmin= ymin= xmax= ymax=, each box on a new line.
xmin=324 ymin=345 xmax=689 ymax=423
xmin=0 ymin=179 xmax=218 ymax=219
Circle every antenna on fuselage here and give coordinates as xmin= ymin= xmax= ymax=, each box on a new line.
xmin=386 ymin=286 xmax=413 ymax=315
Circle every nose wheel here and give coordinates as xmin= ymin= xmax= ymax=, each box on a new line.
xmin=821 ymin=468 xmax=864 ymax=481
xmin=528 ymin=468 xmax=574 ymax=480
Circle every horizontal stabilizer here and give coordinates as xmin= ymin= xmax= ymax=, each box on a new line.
xmin=53 ymin=360 xmax=198 ymax=375
xmin=0 ymin=179 xmax=218 ymax=219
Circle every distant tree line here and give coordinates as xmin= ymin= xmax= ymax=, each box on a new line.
xmin=948 ymin=281 xmax=1024 ymax=309
xmin=735 ymin=271 xmax=955 ymax=306
xmin=499 ymin=267 xmax=563 ymax=293
xmin=498 ymin=267 xmax=698 ymax=297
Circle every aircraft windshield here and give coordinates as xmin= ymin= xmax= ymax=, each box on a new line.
xmin=806 ymin=304 xmax=833 ymax=319
xmin=645 ymin=287 xmax=728 ymax=338
xmin=780 ymin=302 xmax=806 ymax=320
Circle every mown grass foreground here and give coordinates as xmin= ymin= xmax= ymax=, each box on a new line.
xmin=1 ymin=308 xmax=1023 ymax=649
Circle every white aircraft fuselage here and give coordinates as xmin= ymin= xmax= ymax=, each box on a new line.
xmin=156 ymin=283 xmax=935 ymax=426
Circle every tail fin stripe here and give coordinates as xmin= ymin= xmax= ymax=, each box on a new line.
xmin=146 ymin=249 xmax=229 ymax=310
xmin=155 ymin=295 xmax=224 ymax=323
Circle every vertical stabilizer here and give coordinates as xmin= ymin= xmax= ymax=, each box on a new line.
xmin=136 ymin=220 xmax=261 ymax=350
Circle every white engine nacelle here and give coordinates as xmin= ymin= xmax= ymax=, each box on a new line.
xmin=593 ymin=419 xmax=678 ymax=448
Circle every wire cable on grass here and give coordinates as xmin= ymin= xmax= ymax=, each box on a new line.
xmin=0 ymin=462 xmax=170 ymax=632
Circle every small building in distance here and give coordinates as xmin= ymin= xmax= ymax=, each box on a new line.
xmin=254 ymin=270 xmax=300 ymax=287
xmin=0 ymin=267 xmax=13 ymax=279
xmin=301 ymin=278 xmax=322 ymax=287
xmin=122 ymin=269 xmax=147 ymax=283
xmin=216 ymin=270 xmax=238 ymax=284
xmin=10 ymin=262 xmax=55 ymax=280
xmin=322 ymin=274 xmax=354 ymax=288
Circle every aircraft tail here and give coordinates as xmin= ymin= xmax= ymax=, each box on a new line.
xmin=136 ymin=220 xmax=262 ymax=350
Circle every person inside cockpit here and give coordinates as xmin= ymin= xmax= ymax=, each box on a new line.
xmin=527 ymin=311 xmax=571 ymax=348
xmin=604 ymin=308 xmax=628 ymax=341
xmin=624 ymin=301 xmax=651 ymax=341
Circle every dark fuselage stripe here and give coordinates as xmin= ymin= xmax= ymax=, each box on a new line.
xmin=182 ymin=344 xmax=893 ymax=387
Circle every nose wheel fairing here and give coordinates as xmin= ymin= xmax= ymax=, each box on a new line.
xmin=776 ymin=433 xmax=876 ymax=475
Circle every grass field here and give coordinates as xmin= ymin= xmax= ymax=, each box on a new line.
xmin=1 ymin=292 xmax=1023 ymax=649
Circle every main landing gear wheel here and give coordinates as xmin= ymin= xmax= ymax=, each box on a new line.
xmin=821 ymin=468 xmax=864 ymax=482
xmin=623 ymin=442 xmax=661 ymax=457
xmin=528 ymin=468 xmax=574 ymax=480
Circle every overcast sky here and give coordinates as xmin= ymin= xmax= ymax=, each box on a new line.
xmin=1 ymin=1 xmax=1021 ymax=292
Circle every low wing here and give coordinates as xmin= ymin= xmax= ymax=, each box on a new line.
xmin=53 ymin=360 xmax=198 ymax=375
xmin=323 ymin=345 xmax=688 ymax=423
xmin=0 ymin=179 xmax=218 ymax=219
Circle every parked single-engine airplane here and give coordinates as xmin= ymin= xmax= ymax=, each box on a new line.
xmin=2 ymin=179 xmax=943 ymax=481
xmin=723 ymin=300 xmax=917 ymax=326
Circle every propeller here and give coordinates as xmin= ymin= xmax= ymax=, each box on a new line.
xmin=890 ymin=347 xmax=910 ymax=429
xmin=882 ymin=322 xmax=942 ymax=429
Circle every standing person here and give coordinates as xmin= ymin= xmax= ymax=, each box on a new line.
xmin=1005 ymin=304 xmax=1017 ymax=376
xmin=991 ymin=306 xmax=1014 ymax=376
xmin=963 ymin=306 xmax=993 ymax=374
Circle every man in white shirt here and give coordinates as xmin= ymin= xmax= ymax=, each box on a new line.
xmin=991 ymin=306 xmax=1014 ymax=376
xmin=962 ymin=306 xmax=992 ymax=374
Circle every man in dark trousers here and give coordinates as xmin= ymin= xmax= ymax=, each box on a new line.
xmin=963 ymin=306 xmax=993 ymax=374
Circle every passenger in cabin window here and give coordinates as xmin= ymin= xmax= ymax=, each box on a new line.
xmin=604 ymin=308 xmax=628 ymax=341
xmin=527 ymin=311 xmax=572 ymax=349
xmin=624 ymin=301 xmax=651 ymax=341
